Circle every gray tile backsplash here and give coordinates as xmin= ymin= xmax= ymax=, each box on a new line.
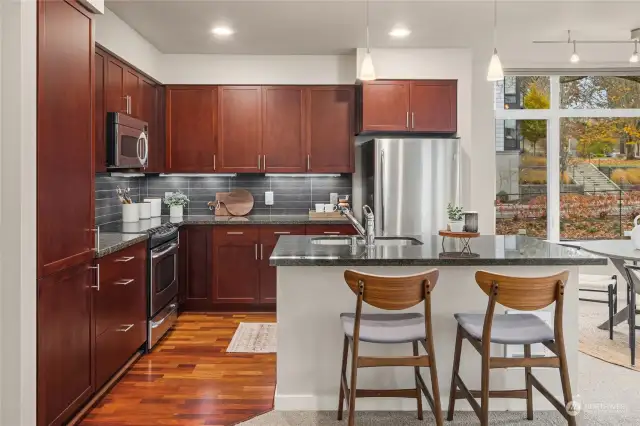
xmin=95 ymin=174 xmax=352 ymax=224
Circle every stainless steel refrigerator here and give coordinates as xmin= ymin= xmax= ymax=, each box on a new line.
xmin=358 ymin=138 xmax=461 ymax=236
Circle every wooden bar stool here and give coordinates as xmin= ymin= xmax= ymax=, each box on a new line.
xmin=447 ymin=270 xmax=576 ymax=426
xmin=337 ymin=269 xmax=443 ymax=426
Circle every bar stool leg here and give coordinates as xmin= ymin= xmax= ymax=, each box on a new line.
xmin=337 ymin=335 xmax=348 ymax=420
xmin=480 ymin=347 xmax=490 ymax=426
xmin=446 ymin=325 xmax=463 ymax=421
xmin=412 ymin=341 xmax=424 ymax=421
xmin=524 ymin=344 xmax=533 ymax=420
xmin=347 ymin=338 xmax=359 ymax=426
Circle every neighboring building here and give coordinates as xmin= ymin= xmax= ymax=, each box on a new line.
xmin=495 ymin=77 xmax=525 ymax=198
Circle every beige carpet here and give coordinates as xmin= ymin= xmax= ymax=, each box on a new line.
xmin=578 ymin=289 xmax=640 ymax=371
xmin=226 ymin=322 xmax=277 ymax=353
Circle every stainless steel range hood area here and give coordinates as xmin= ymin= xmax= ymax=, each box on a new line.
xmin=357 ymin=138 xmax=461 ymax=237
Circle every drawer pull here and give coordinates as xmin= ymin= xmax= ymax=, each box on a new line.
xmin=117 ymin=324 xmax=134 ymax=332
xmin=274 ymin=231 xmax=291 ymax=235
xmin=227 ymin=231 xmax=244 ymax=235
xmin=115 ymin=256 xmax=135 ymax=263
xmin=323 ymin=231 xmax=341 ymax=234
xmin=114 ymin=278 xmax=134 ymax=286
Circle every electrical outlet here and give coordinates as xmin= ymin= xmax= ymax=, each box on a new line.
xmin=330 ymin=193 xmax=338 ymax=205
xmin=265 ymin=191 xmax=274 ymax=206
xmin=165 ymin=192 xmax=173 ymax=198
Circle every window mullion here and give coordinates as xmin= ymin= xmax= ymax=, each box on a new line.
xmin=547 ymin=76 xmax=561 ymax=242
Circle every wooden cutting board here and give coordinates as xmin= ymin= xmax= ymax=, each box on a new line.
xmin=224 ymin=189 xmax=254 ymax=216
xmin=209 ymin=192 xmax=231 ymax=216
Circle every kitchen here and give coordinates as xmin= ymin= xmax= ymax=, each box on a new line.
xmin=4 ymin=0 xmax=640 ymax=425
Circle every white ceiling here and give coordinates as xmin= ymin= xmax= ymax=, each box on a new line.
xmin=105 ymin=1 xmax=640 ymax=55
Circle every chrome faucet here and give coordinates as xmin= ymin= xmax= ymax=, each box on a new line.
xmin=341 ymin=205 xmax=375 ymax=247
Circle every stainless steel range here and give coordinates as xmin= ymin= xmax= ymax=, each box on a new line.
xmin=99 ymin=220 xmax=179 ymax=350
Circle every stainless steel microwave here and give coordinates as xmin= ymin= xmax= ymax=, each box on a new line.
xmin=106 ymin=112 xmax=148 ymax=169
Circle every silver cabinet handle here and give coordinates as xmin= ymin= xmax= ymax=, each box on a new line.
xmin=260 ymin=244 xmax=263 ymax=260
xmin=122 ymin=96 xmax=128 ymax=113
xmin=380 ymin=149 xmax=385 ymax=235
xmin=258 ymin=154 xmax=261 ymax=170
xmin=114 ymin=278 xmax=134 ymax=286
xmin=274 ymin=231 xmax=291 ymax=235
xmin=406 ymin=111 xmax=409 ymax=129
xmin=128 ymin=96 xmax=132 ymax=115
xmin=213 ymin=154 xmax=216 ymax=171
xmin=115 ymin=256 xmax=135 ymax=262
xmin=255 ymin=243 xmax=258 ymax=260
xmin=307 ymin=154 xmax=311 ymax=171
xmin=263 ymin=154 xmax=266 ymax=171
xmin=117 ymin=324 xmax=134 ymax=332
xmin=411 ymin=112 xmax=415 ymax=129
xmin=323 ymin=231 xmax=341 ymax=234
xmin=91 ymin=227 xmax=100 ymax=252
xmin=88 ymin=265 xmax=100 ymax=291
xmin=227 ymin=231 xmax=244 ymax=235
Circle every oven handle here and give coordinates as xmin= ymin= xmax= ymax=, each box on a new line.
xmin=151 ymin=242 xmax=178 ymax=259
xmin=151 ymin=303 xmax=178 ymax=329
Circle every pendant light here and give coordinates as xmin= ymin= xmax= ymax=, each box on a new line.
xmin=359 ymin=0 xmax=376 ymax=81
xmin=630 ymin=40 xmax=639 ymax=63
xmin=486 ymin=0 xmax=504 ymax=81
xmin=568 ymin=31 xmax=580 ymax=63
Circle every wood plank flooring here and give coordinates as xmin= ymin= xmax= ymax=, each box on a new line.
xmin=81 ymin=313 xmax=277 ymax=426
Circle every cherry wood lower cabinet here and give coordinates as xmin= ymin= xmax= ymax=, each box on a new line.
xmin=94 ymin=242 xmax=147 ymax=389
xmin=181 ymin=226 xmax=214 ymax=311
xmin=305 ymin=224 xmax=358 ymax=236
xmin=212 ymin=226 xmax=261 ymax=303
xmin=259 ymin=226 xmax=306 ymax=304
xmin=38 ymin=262 xmax=95 ymax=426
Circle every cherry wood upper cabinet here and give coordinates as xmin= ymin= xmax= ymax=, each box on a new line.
xmin=166 ymin=86 xmax=217 ymax=172
xmin=95 ymin=48 xmax=106 ymax=173
xmin=105 ymin=57 xmax=126 ymax=115
xmin=37 ymin=0 xmax=95 ymax=278
xmin=218 ymin=86 xmax=262 ymax=173
xmin=361 ymin=81 xmax=410 ymax=132
xmin=262 ymin=86 xmax=306 ymax=173
xmin=38 ymin=262 xmax=94 ymax=426
xmin=410 ymin=80 xmax=457 ymax=133
xmin=306 ymin=86 xmax=355 ymax=173
xmin=124 ymin=68 xmax=141 ymax=117
xmin=212 ymin=227 xmax=260 ymax=304
xmin=140 ymin=78 xmax=163 ymax=172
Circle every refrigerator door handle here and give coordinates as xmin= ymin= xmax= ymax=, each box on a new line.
xmin=380 ymin=149 xmax=385 ymax=236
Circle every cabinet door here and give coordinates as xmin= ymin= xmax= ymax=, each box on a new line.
xmin=306 ymin=224 xmax=358 ymax=236
xmin=38 ymin=262 xmax=94 ymax=426
xmin=106 ymin=57 xmax=126 ymax=114
xmin=307 ymin=86 xmax=355 ymax=173
xmin=213 ymin=227 xmax=260 ymax=303
xmin=166 ymin=86 xmax=217 ymax=172
xmin=140 ymin=78 xmax=163 ymax=172
xmin=410 ymin=80 xmax=457 ymax=133
xmin=123 ymin=67 xmax=141 ymax=117
xmin=259 ymin=226 xmax=306 ymax=304
xmin=37 ymin=0 xmax=95 ymax=278
xmin=95 ymin=48 xmax=107 ymax=173
xmin=262 ymin=86 xmax=306 ymax=173
xmin=183 ymin=226 xmax=213 ymax=311
xmin=361 ymin=81 xmax=410 ymax=132
xmin=218 ymin=86 xmax=262 ymax=173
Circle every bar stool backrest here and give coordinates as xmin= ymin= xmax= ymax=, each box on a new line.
xmin=344 ymin=269 xmax=439 ymax=310
xmin=475 ymin=270 xmax=569 ymax=311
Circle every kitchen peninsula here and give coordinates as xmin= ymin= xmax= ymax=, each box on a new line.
xmin=270 ymin=235 xmax=605 ymax=412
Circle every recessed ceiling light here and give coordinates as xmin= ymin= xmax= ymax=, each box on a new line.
xmin=389 ymin=27 xmax=411 ymax=38
xmin=212 ymin=26 xmax=234 ymax=37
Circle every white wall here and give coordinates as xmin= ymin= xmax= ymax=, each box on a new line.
xmin=0 ymin=0 xmax=38 ymax=424
xmin=94 ymin=7 xmax=161 ymax=79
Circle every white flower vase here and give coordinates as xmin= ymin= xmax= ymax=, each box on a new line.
xmin=170 ymin=205 xmax=183 ymax=218
xmin=449 ymin=220 xmax=464 ymax=232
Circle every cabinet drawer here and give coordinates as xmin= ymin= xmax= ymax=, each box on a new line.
xmin=259 ymin=225 xmax=305 ymax=245
xmin=97 ymin=242 xmax=146 ymax=284
xmin=214 ymin=226 xmax=259 ymax=244
xmin=95 ymin=318 xmax=146 ymax=389
xmin=305 ymin=224 xmax=357 ymax=236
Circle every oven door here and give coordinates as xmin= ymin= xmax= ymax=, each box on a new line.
xmin=115 ymin=124 xmax=148 ymax=168
xmin=149 ymin=240 xmax=179 ymax=316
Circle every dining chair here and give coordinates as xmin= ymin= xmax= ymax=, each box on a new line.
xmin=447 ymin=270 xmax=576 ymax=426
xmin=337 ymin=269 xmax=443 ymax=426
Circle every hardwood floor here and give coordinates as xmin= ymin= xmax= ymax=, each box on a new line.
xmin=81 ymin=313 xmax=277 ymax=426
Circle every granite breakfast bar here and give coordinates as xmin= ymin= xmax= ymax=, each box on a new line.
xmin=270 ymin=235 xmax=606 ymax=413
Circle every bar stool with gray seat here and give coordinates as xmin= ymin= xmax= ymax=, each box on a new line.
xmin=337 ymin=269 xmax=443 ymax=426
xmin=447 ymin=270 xmax=576 ymax=426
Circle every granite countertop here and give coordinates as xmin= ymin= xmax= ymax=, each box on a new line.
xmin=96 ymin=214 xmax=353 ymax=258
xmin=269 ymin=234 xmax=607 ymax=266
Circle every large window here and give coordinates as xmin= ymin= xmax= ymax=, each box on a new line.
xmin=495 ymin=75 xmax=640 ymax=241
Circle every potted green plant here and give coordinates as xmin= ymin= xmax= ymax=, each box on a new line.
xmin=163 ymin=191 xmax=189 ymax=218
xmin=447 ymin=203 xmax=465 ymax=232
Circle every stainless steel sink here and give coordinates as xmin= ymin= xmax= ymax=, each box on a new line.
xmin=310 ymin=236 xmax=422 ymax=246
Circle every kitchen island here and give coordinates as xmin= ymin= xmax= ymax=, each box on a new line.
xmin=270 ymin=235 xmax=605 ymax=412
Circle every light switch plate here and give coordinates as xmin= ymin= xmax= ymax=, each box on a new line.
xmin=265 ymin=191 xmax=274 ymax=205
xmin=330 ymin=193 xmax=338 ymax=205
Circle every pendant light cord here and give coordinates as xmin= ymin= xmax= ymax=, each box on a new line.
xmin=365 ymin=0 xmax=370 ymax=53
xmin=493 ymin=0 xmax=497 ymax=50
